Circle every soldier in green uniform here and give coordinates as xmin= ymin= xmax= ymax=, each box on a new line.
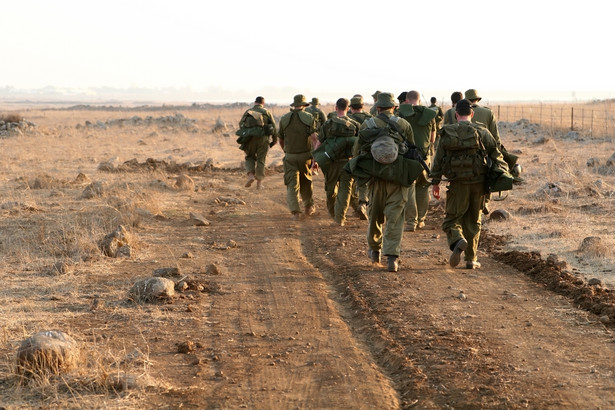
xmin=397 ymin=90 xmax=434 ymax=231
xmin=314 ymin=98 xmax=360 ymax=226
xmin=369 ymin=90 xmax=381 ymax=116
xmin=237 ymin=96 xmax=278 ymax=189
xmin=354 ymin=92 xmax=414 ymax=272
xmin=465 ymin=89 xmax=519 ymax=172
xmin=305 ymin=97 xmax=327 ymax=129
xmin=278 ymin=95 xmax=319 ymax=220
xmin=347 ymin=95 xmax=372 ymax=220
xmin=429 ymin=96 xmax=444 ymax=130
xmin=430 ymin=99 xmax=507 ymax=269
xmin=443 ymin=91 xmax=463 ymax=125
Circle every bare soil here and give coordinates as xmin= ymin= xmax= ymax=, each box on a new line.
xmin=1 ymin=105 xmax=615 ymax=409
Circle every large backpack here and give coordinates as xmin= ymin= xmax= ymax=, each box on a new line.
xmin=243 ymin=110 xmax=265 ymax=128
xmin=359 ymin=114 xmax=407 ymax=164
xmin=438 ymin=122 xmax=487 ymax=181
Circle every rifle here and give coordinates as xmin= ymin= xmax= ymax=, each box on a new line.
xmin=403 ymin=142 xmax=431 ymax=174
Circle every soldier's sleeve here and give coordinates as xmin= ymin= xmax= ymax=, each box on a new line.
xmin=429 ymin=132 xmax=445 ymax=183
xmin=404 ymin=121 xmax=415 ymax=145
xmin=239 ymin=110 xmax=249 ymax=128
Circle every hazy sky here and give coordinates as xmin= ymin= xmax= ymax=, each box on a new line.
xmin=2 ymin=0 xmax=612 ymax=103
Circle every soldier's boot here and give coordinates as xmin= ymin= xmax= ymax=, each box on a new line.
xmin=449 ymin=238 xmax=468 ymax=268
xmin=466 ymin=261 xmax=481 ymax=269
xmin=368 ymin=249 xmax=381 ymax=264
xmin=387 ymin=256 xmax=400 ymax=272
xmin=356 ymin=202 xmax=368 ymax=220
xmin=256 ymin=179 xmax=264 ymax=190
xmin=245 ymin=173 xmax=255 ymax=188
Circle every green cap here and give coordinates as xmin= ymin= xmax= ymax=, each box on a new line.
xmin=464 ymin=89 xmax=482 ymax=101
xmin=291 ymin=94 xmax=310 ymax=107
xmin=310 ymin=97 xmax=320 ymax=105
xmin=375 ymin=92 xmax=396 ymax=108
xmin=350 ymin=96 xmax=363 ymax=106
xmin=371 ymin=90 xmax=382 ymax=99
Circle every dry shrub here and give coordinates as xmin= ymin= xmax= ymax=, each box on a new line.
xmin=0 ymin=113 xmax=24 ymax=123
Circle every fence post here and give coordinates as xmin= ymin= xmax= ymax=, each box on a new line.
xmin=591 ymin=110 xmax=594 ymax=138
xmin=571 ymin=107 xmax=574 ymax=130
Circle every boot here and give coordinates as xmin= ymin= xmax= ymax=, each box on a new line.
xmin=449 ymin=238 xmax=468 ymax=268
xmin=387 ymin=256 xmax=399 ymax=272
xmin=245 ymin=173 xmax=255 ymax=187
xmin=368 ymin=249 xmax=381 ymax=264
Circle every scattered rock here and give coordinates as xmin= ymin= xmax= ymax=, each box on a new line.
xmin=606 ymin=152 xmax=615 ymax=167
xmin=587 ymin=158 xmax=600 ymax=167
xmin=206 ymin=264 xmax=223 ymax=275
xmin=578 ymin=236 xmax=608 ymax=257
xmin=99 ymin=225 xmax=133 ymax=258
xmin=190 ymin=213 xmax=210 ymax=226
xmin=599 ymin=315 xmax=611 ymax=324
xmin=47 ymin=261 xmax=75 ymax=275
xmin=215 ymin=196 xmax=246 ymax=206
xmin=73 ymin=172 xmax=91 ymax=185
xmin=16 ymin=330 xmax=78 ymax=377
xmin=588 ymin=278 xmax=602 ymax=286
xmin=489 ymin=209 xmax=513 ymax=221
xmin=181 ymin=252 xmax=194 ymax=259
xmin=226 ymin=240 xmax=238 ymax=248
xmin=177 ymin=341 xmax=195 ymax=354
xmin=129 ymin=277 xmax=175 ymax=302
xmin=153 ymin=267 xmax=181 ymax=278
xmin=174 ymin=174 xmax=195 ymax=191
xmin=107 ymin=373 xmax=138 ymax=391
xmin=81 ymin=181 xmax=105 ymax=199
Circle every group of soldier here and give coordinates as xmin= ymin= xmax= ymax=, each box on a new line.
xmin=238 ymin=89 xmax=517 ymax=273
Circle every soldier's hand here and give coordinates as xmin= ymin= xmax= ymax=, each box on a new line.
xmin=432 ymin=184 xmax=440 ymax=200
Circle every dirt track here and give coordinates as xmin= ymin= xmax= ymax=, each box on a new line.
xmin=2 ymin=107 xmax=615 ymax=409
xmin=64 ymin=165 xmax=615 ymax=409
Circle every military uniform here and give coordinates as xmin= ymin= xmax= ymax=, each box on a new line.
xmin=354 ymin=93 xmax=414 ymax=271
xmin=305 ymin=98 xmax=327 ymax=129
xmin=279 ymin=95 xmax=318 ymax=218
xmin=430 ymin=108 xmax=507 ymax=267
xmin=238 ymin=102 xmax=277 ymax=187
xmin=429 ymin=102 xmax=444 ymax=130
xmin=397 ymin=103 xmax=435 ymax=231
xmin=316 ymin=114 xmax=360 ymax=225
xmin=347 ymin=100 xmax=373 ymax=219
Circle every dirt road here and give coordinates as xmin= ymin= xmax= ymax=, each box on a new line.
xmin=69 ymin=165 xmax=615 ymax=409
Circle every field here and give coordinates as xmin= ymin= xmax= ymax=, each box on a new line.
xmin=0 ymin=101 xmax=615 ymax=408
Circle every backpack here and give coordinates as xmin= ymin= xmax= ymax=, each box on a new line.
xmin=243 ymin=110 xmax=265 ymax=128
xmin=438 ymin=122 xmax=487 ymax=181
xmin=360 ymin=114 xmax=407 ymax=164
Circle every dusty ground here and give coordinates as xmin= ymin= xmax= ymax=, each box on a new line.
xmin=1 ymin=104 xmax=615 ymax=409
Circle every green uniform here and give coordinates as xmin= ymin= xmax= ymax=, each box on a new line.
xmin=443 ymin=107 xmax=456 ymax=125
xmin=238 ymin=104 xmax=277 ymax=181
xmin=429 ymin=103 xmax=444 ymax=130
xmin=430 ymin=121 xmax=506 ymax=262
xmin=306 ymin=105 xmax=327 ymax=129
xmin=279 ymin=109 xmax=318 ymax=214
xmin=397 ymin=104 xmax=436 ymax=230
xmin=471 ymin=103 xmax=518 ymax=171
xmin=356 ymin=111 xmax=413 ymax=257
xmin=317 ymin=115 xmax=360 ymax=224
xmin=348 ymin=110 xmax=373 ymax=212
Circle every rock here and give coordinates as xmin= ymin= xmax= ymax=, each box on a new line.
xmin=74 ymin=172 xmax=91 ymax=184
xmin=206 ymin=264 xmax=222 ymax=275
xmin=129 ymin=277 xmax=175 ymax=302
xmin=226 ymin=240 xmax=237 ymax=248
xmin=153 ymin=267 xmax=181 ymax=278
xmin=190 ymin=213 xmax=210 ymax=226
xmin=215 ymin=196 xmax=246 ymax=206
xmin=579 ymin=236 xmax=607 ymax=257
xmin=174 ymin=174 xmax=195 ymax=191
xmin=81 ymin=181 xmax=105 ymax=199
xmin=588 ymin=278 xmax=602 ymax=286
xmin=107 ymin=373 xmax=138 ymax=391
xmin=489 ymin=209 xmax=513 ymax=221
xmin=607 ymin=152 xmax=615 ymax=167
xmin=16 ymin=330 xmax=78 ymax=376
xmin=599 ymin=315 xmax=611 ymax=324
xmin=587 ymin=158 xmax=600 ymax=167
xmin=177 ymin=341 xmax=195 ymax=354
xmin=181 ymin=252 xmax=194 ymax=259
xmin=99 ymin=225 xmax=132 ymax=258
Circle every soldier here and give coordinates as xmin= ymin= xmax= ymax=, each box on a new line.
xmin=347 ymin=95 xmax=372 ymax=220
xmin=314 ymin=98 xmax=360 ymax=226
xmin=397 ymin=90 xmax=434 ymax=231
xmin=430 ymin=99 xmax=507 ymax=269
xmin=354 ymin=92 xmax=414 ymax=272
xmin=464 ymin=89 xmax=519 ymax=173
xmin=237 ymin=96 xmax=277 ymax=189
xmin=429 ymin=96 xmax=444 ymax=130
xmin=369 ymin=90 xmax=381 ymax=116
xmin=443 ymin=91 xmax=463 ymax=125
xmin=278 ymin=95 xmax=319 ymax=220
xmin=306 ymin=97 xmax=327 ymax=129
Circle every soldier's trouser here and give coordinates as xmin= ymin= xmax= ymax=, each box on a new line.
xmin=334 ymin=165 xmax=353 ymax=224
xmin=283 ymin=152 xmax=314 ymax=214
xmin=323 ymin=161 xmax=343 ymax=218
xmin=442 ymin=181 xmax=485 ymax=262
xmin=405 ymin=177 xmax=430 ymax=227
xmin=243 ymin=135 xmax=269 ymax=180
xmin=367 ymin=179 xmax=409 ymax=257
